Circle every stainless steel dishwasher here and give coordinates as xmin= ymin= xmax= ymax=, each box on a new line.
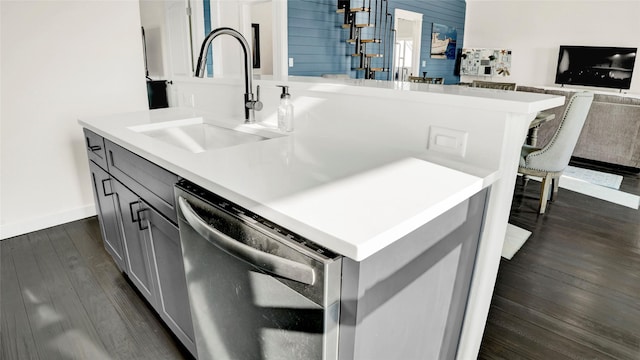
xmin=175 ymin=180 xmax=343 ymax=360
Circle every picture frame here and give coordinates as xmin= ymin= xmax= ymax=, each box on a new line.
xmin=431 ymin=23 xmax=457 ymax=60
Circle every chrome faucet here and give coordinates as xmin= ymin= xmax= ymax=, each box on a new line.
xmin=194 ymin=27 xmax=263 ymax=123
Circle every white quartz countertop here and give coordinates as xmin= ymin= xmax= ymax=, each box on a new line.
xmin=80 ymin=107 xmax=496 ymax=261
xmin=188 ymin=76 xmax=566 ymax=115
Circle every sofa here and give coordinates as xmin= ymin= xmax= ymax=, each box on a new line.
xmin=517 ymin=86 xmax=640 ymax=170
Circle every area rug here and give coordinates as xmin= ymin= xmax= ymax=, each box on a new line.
xmin=502 ymin=223 xmax=531 ymax=260
xmin=562 ymin=165 xmax=623 ymax=189
xmin=504 ymin=166 xmax=638 ymax=259
xmin=524 ymin=167 xmax=639 ymax=210
xmin=558 ymin=175 xmax=639 ymax=210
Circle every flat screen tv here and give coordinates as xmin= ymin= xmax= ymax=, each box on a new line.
xmin=555 ymin=45 xmax=637 ymax=90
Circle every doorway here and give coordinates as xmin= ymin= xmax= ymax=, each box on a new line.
xmin=393 ymin=9 xmax=422 ymax=81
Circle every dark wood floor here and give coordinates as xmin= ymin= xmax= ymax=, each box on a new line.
xmin=1 ymin=217 xmax=189 ymax=359
xmin=2 ymin=162 xmax=638 ymax=359
xmin=479 ymin=161 xmax=640 ymax=359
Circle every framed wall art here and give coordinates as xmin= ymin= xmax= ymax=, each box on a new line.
xmin=431 ymin=23 xmax=457 ymax=60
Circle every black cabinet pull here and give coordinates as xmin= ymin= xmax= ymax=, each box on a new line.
xmin=86 ymin=137 xmax=101 ymax=152
xmin=101 ymin=178 xmax=113 ymax=196
xmin=108 ymin=150 xmax=115 ymax=167
xmin=128 ymin=201 xmax=140 ymax=223
xmin=136 ymin=208 xmax=149 ymax=231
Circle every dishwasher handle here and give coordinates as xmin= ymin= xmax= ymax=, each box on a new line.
xmin=178 ymin=196 xmax=316 ymax=285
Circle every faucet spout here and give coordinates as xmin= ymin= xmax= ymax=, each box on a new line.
xmin=194 ymin=27 xmax=262 ymax=123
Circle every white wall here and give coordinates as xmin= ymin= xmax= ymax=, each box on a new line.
xmin=140 ymin=0 xmax=168 ymax=78
xmin=463 ymin=0 xmax=640 ymax=94
xmin=0 ymin=0 xmax=148 ymax=239
xmin=211 ymin=1 xmax=245 ymax=79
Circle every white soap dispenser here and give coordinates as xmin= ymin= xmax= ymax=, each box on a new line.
xmin=277 ymin=85 xmax=294 ymax=132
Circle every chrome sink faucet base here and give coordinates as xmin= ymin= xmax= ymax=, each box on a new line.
xmin=194 ymin=27 xmax=263 ymax=123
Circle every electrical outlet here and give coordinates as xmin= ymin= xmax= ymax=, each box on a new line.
xmin=180 ymin=93 xmax=195 ymax=107
xmin=422 ymin=60 xmax=426 ymax=67
xmin=288 ymin=58 xmax=294 ymax=67
xmin=427 ymin=126 xmax=468 ymax=157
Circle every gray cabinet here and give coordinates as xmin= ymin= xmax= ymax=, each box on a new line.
xmin=338 ymin=190 xmax=487 ymax=360
xmin=139 ymin=201 xmax=195 ymax=351
xmin=84 ymin=128 xmax=195 ymax=355
xmin=112 ymin=179 xmax=158 ymax=305
xmin=88 ymin=161 xmax=126 ymax=271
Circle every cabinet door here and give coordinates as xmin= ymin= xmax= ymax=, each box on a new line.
xmin=88 ymin=161 xmax=125 ymax=271
xmin=112 ymin=180 xmax=157 ymax=305
xmin=140 ymin=201 xmax=196 ymax=355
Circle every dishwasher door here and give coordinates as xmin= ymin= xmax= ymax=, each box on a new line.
xmin=175 ymin=183 xmax=342 ymax=360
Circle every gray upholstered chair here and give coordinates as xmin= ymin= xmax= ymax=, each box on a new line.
xmin=518 ymin=91 xmax=594 ymax=214
xmin=472 ymin=80 xmax=516 ymax=90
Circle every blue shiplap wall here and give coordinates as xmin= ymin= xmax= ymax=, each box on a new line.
xmin=392 ymin=0 xmax=465 ymax=84
xmin=288 ymin=0 xmax=351 ymax=77
xmin=288 ymin=0 xmax=466 ymax=83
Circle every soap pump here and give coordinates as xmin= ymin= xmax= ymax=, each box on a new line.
xmin=276 ymin=85 xmax=294 ymax=132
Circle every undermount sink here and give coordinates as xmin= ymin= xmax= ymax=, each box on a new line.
xmin=128 ymin=117 xmax=270 ymax=153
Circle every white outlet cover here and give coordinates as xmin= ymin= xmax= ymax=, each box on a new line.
xmin=288 ymin=58 xmax=294 ymax=67
xmin=427 ymin=126 xmax=468 ymax=158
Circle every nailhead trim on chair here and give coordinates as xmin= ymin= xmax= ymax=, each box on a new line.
xmin=524 ymin=93 xmax=584 ymax=172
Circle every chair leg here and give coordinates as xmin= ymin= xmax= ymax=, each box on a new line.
xmin=538 ymin=173 xmax=553 ymax=214
xmin=550 ymin=174 xmax=560 ymax=202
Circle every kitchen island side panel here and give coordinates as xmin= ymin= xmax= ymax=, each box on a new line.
xmin=338 ymin=189 xmax=487 ymax=360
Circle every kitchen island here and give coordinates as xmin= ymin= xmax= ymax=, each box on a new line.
xmin=80 ymin=78 xmax=563 ymax=359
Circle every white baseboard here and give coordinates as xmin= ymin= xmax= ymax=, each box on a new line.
xmin=0 ymin=205 xmax=97 ymax=240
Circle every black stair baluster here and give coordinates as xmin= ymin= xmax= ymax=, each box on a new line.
xmin=378 ymin=3 xmax=383 ymax=74
xmin=384 ymin=5 xmax=389 ymax=72
xmin=380 ymin=0 xmax=386 ymax=70
xmin=343 ymin=3 xmax=349 ymax=26
xmin=389 ymin=27 xmax=396 ymax=80
xmin=371 ymin=0 xmax=377 ymax=73
xmin=378 ymin=0 xmax=385 ymax=75
xmin=364 ymin=56 xmax=370 ymax=79
xmin=349 ymin=12 xmax=356 ymax=40
xmin=369 ymin=0 xmax=378 ymax=39
xmin=387 ymin=13 xmax=393 ymax=79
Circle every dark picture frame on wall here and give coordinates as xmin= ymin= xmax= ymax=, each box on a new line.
xmin=251 ymin=23 xmax=261 ymax=69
